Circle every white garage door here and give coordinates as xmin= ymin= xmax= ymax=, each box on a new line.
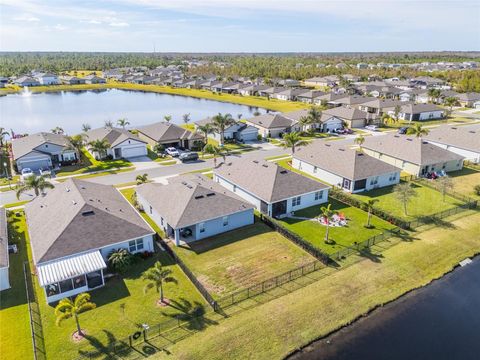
xmin=323 ymin=120 xmax=343 ymax=132
xmin=239 ymin=131 xmax=258 ymax=141
xmin=121 ymin=146 xmax=147 ymax=158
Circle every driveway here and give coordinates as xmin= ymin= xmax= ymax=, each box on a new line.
xmin=126 ymin=156 xmax=160 ymax=171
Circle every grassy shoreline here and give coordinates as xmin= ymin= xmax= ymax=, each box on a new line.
xmin=0 ymin=82 xmax=309 ymax=113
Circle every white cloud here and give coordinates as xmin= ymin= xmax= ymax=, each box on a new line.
xmin=109 ymin=21 xmax=129 ymax=27
xmin=53 ymin=24 xmax=67 ymax=31
xmin=86 ymin=19 xmax=102 ymax=24
xmin=13 ymin=14 xmax=40 ymax=22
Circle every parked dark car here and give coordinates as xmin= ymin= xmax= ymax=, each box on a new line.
xmin=179 ymin=152 xmax=199 ymax=162
xmin=398 ymin=127 xmax=410 ymax=134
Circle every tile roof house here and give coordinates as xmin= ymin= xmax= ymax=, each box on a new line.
xmin=362 ymin=133 xmax=464 ymax=176
xmin=12 ymin=132 xmax=78 ymax=172
xmin=293 ymin=142 xmax=401 ymax=192
xmin=137 ymin=122 xmax=203 ymax=150
xmin=137 ymin=174 xmax=255 ymax=246
xmin=424 ymin=124 xmax=480 ymax=163
xmin=245 ymin=113 xmax=299 ymax=138
xmin=214 ymin=159 xmax=330 ymax=218
xmin=0 ymin=208 xmax=9 ymax=291
xmin=25 ymin=179 xmax=155 ymax=303
xmin=84 ymin=126 xmax=148 ymax=159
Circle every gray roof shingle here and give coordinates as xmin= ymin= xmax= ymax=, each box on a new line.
xmin=84 ymin=127 xmax=146 ymax=147
xmin=246 ymin=113 xmax=294 ymax=129
xmin=12 ymin=132 xmax=73 ymax=160
xmin=424 ymin=124 xmax=480 ymax=153
xmin=137 ymin=122 xmax=202 ymax=142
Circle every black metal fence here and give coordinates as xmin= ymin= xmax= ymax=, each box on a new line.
xmin=23 ymin=261 xmax=46 ymax=360
xmin=413 ymin=177 xmax=478 ymax=206
xmin=216 ymin=260 xmax=325 ymax=309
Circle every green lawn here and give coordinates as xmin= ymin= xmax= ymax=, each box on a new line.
xmin=0 ymin=211 xmax=34 ymax=360
xmin=170 ymin=222 xmax=315 ymax=297
xmin=56 ymin=148 xmax=133 ymax=176
xmin=278 ymin=199 xmax=397 ymax=254
xmin=7 ymin=210 xmax=207 ymax=360
xmin=449 ymin=167 xmax=480 ymax=200
xmin=352 ymin=182 xmax=463 ymax=220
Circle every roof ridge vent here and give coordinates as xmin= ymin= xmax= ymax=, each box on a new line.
xmin=194 ymin=195 xmax=204 ymax=199
xmin=206 ymin=193 xmax=215 ymax=197
xmin=81 ymin=210 xmax=95 ymax=216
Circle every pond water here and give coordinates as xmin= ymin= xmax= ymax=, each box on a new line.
xmin=0 ymin=88 xmax=267 ymax=134
xmin=290 ymin=258 xmax=480 ymax=360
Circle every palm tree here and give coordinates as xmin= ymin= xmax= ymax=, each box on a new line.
xmin=393 ymin=105 xmax=401 ymax=122
xmin=307 ymin=106 xmax=322 ymax=128
xmin=136 ymin=173 xmax=149 ymax=185
xmin=51 ymin=126 xmax=64 ymax=135
xmin=197 ymin=124 xmax=213 ymax=149
xmin=427 ymin=88 xmax=441 ymax=104
xmin=16 ymin=175 xmax=54 ymax=199
xmin=320 ymin=204 xmax=337 ymax=243
xmin=203 ymin=143 xmax=224 ymax=167
xmin=444 ymin=97 xmax=458 ymax=113
xmin=88 ymin=139 xmax=110 ymax=160
xmin=0 ymin=127 xmax=10 ymax=148
xmin=212 ymin=113 xmax=235 ymax=146
xmin=164 ymin=115 xmax=172 ymax=123
xmin=298 ymin=116 xmax=312 ymax=133
xmin=142 ymin=261 xmax=177 ymax=304
xmin=365 ymin=199 xmax=379 ymax=228
xmin=406 ymin=123 xmax=429 ymax=138
xmin=182 ymin=113 xmax=191 ymax=125
xmin=117 ymin=118 xmax=130 ymax=129
xmin=104 ymin=120 xmax=114 ymax=128
xmin=282 ymin=132 xmax=308 ymax=154
xmin=55 ymin=293 xmax=96 ymax=337
xmin=108 ymin=248 xmax=134 ymax=273
xmin=394 ymin=182 xmax=417 ymax=215
xmin=67 ymin=134 xmax=85 ymax=164
xmin=354 ymin=135 xmax=365 ymax=148
xmin=436 ymin=176 xmax=454 ymax=202
xmin=81 ymin=123 xmax=91 ymax=133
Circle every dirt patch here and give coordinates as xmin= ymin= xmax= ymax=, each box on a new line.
xmin=72 ymin=330 xmax=87 ymax=342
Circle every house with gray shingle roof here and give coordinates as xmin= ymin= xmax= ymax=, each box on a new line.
xmin=12 ymin=132 xmax=78 ymax=172
xmin=321 ymin=106 xmax=369 ymax=129
xmin=293 ymin=142 xmax=401 ymax=192
xmin=25 ymin=179 xmax=155 ymax=303
xmin=137 ymin=174 xmax=255 ymax=246
xmin=391 ymin=103 xmax=444 ymax=121
xmin=455 ymin=92 xmax=480 ymax=108
xmin=214 ymin=159 xmax=329 ymax=218
xmin=194 ymin=118 xmax=258 ymax=143
xmin=0 ymin=208 xmax=10 ymax=291
xmin=137 ymin=122 xmax=203 ymax=150
xmin=13 ymin=76 xmax=40 ymax=87
xmin=84 ymin=126 xmax=147 ymax=159
xmin=362 ymin=133 xmax=464 ymax=176
xmin=245 ymin=113 xmax=299 ymax=138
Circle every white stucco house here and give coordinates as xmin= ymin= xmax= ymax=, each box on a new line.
xmin=362 ymin=133 xmax=465 ymax=176
xmin=12 ymin=132 xmax=78 ymax=172
xmin=137 ymin=122 xmax=204 ymax=150
xmin=0 ymin=208 xmax=10 ymax=292
xmin=424 ymin=124 xmax=480 ymax=164
xmin=85 ymin=127 xmax=148 ymax=159
xmin=194 ymin=118 xmax=259 ymax=143
xmin=214 ymin=159 xmax=330 ymax=218
xmin=25 ymin=179 xmax=155 ymax=303
xmin=245 ymin=113 xmax=299 ymax=138
xmin=392 ymin=103 xmax=444 ymax=121
xmin=137 ymin=174 xmax=255 ymax=246
xmin=293 ymin=142 xmax=401 ymax=193
xmin=34 ymin=73 xmax=60 ymax=85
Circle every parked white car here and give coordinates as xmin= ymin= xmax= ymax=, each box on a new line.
xmin=365 ymin=125 xmax=378 ymax=131
xmin=21 ymin=168 xmax=35 ymax=180
xmin=165 ymin=147 xmax=180 ymax=157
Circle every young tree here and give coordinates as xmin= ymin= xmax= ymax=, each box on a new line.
xmin=88 ymin=139 xmax=110 ymax=160
xmin=142 ymin=261 xmax=177 ymax=304
xmin=212 ymin=113 xmax=235 ymax=146
xmin=307 ymin=106 xmax=323 ymax=125
xmin=55 ymin=293 xmax=96 ymax=337
xmin=365 ymin=199 xmax=379 ymax=228
xmin=393 ymin=105 xmax=401 ymax=121
xmin=196 ymin=124 xmax=214 ymax=152
xmin=394 ymin=182 xmax=417 ymax=215
xmin=436 ymin=176 xmax=454 ymax=202
xmin=282 ymin=132 xmax=308 ymax=154
xmin=51 ymin=126 xmax=65 ymax=135
xmin=16 ymin=175 xmax=54 ymax=199
xmin=136 ymin=173 xmax=149 ymax=185
xmin=81 ymin=123 xmax=91 ymax=133
xmin=117 ymin=118 xmax=130 ymax=129
xmin=164 ymin=115 xmax=172 ymax=123
xmin=0 ymin=127 xmax=10 ymax=148
xmin=67 ymin=134 xmax=85 ymax=164
xmin=406 ymin=123 xmax=430 ymax=138
xmin=108 ymin=249 xmax=134 ymax=273
xmin=298 ymin=116 xmax=312 ymax=133
xmin=320 ymin=203 xmax=337 ymax=243
xmin=104 ymin=120 xmax=114 ymax=128
xmin=354 ymin=135 xmax=365 ymax=148
xmin=203 ymin=143 xmax=223 ymax=167
xmin=182 ymin=113 xmax=191 ymax=124
xmin=444 ymin=97 xmax=458 ymax=112
xmin=427 ymin=88 xmax=441 ymax=104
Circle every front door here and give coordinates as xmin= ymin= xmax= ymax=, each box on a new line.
xmin=272 ymin=200 xmax=287 ymax=218
xmin=342 ymin=178 xmax=351 ymax=191
xmin=114 ymin=148 xmax=122 ymax=159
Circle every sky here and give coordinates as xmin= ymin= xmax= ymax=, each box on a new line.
xmin=0 ymin=0 xmax=479 ymax=52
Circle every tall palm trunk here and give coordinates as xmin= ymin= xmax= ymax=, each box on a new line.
xmin=367 ymin=210 xmax=372 ymax=227
xmin=74 ymin=313 xmax=82 ymax=335
xmin=34 ymin=188 xmax=40 ymax=196
xmin=403 ymin=200 xmax=408 ymax=215
xmin=220 ymin=127 xmax=225 ymax=146
xmin=324 ymin=223 xmax=330 ymax=241
xmin=159 ymin=280 xmax=164 ymax=302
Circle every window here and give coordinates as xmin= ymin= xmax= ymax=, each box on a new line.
xmin=46 ymin=283 xmax=60 ymax=297
xmin=59 ymin=279 xmax=74 ymax=293
xmin=199 ymin=222 xmax=205 ymax=233
xmin=62 ymin=152 xmax=76 ymax=161
xmin=233 ymin=185 xmax=237 ymax=192
xmin=149 ymin=206 xmax=153 ymax=214
xmin=313 ymin=166 xmax=318 ymax=173
xmin=223 ymin=216 xmax=228 ymax=226
xmin=73 ymin=275 xmax=86 ymax=289
xmin=129 ymin=238 xmax=144 ymax=252
xmin=370 ymin=176 xmax=379 ymax=185
xmin=442 ymin=163 xmax=447 ymax=169
xmin=314 ymin=191 xmax=323 ymax=200
xmin=292 ymin=196 xmax=301 ymax=207
xmin=389 ymin=173 xmax=397 ymax=181
xmin=160 ymin=217 xmax=164 ymax=226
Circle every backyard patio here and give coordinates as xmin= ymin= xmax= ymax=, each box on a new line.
xmin=169 ymin=222 xmax=316 ymax=297
xmin=278 ymin=199 xmax=397 ymax=255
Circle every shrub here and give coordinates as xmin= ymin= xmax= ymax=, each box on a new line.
xmin=474 ymin=184 xmax=480 ymax=196
xmin=257 ymin=134 xmax=263 ymax=141
xmin=105 ymin=154 xmax=114 ymax=160
xmin=108 ymin=249 xmax=135 ymax=273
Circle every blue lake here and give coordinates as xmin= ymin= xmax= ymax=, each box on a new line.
xmin=0 ymin=89 xmax=267 ymax=134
